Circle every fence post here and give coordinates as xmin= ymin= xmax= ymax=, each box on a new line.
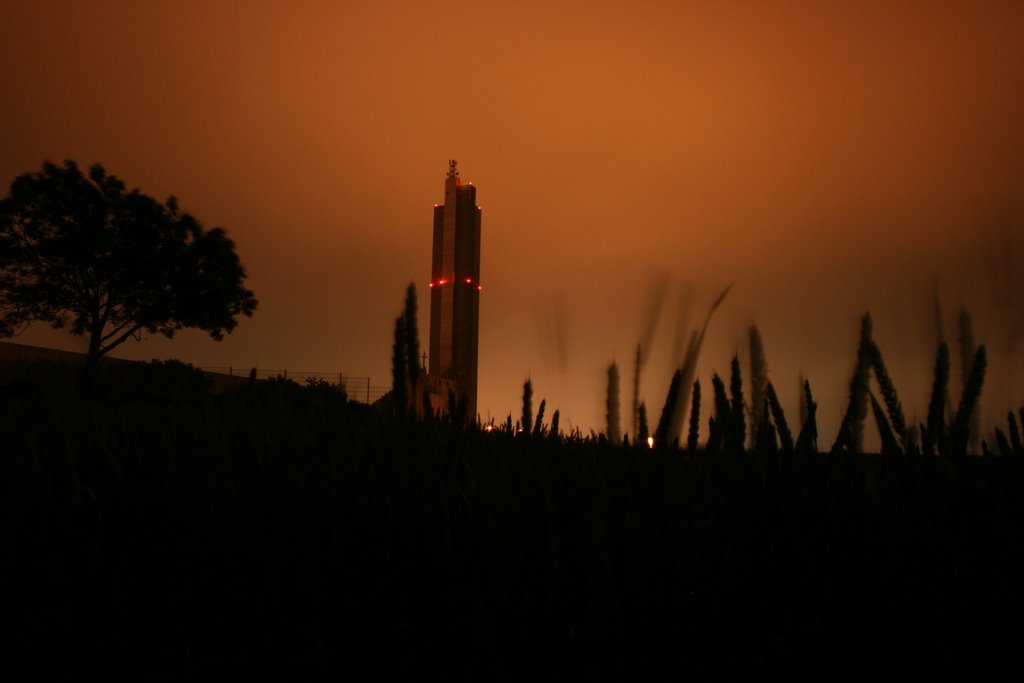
xmin=366 ymin=377 xmax=370 ymax=404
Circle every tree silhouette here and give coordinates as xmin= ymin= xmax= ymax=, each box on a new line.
xmin=404 ymin=284 xmax=421 ymax=384
xmin=0 ymin=160 xmax=256 ymax=387
xmin=390 ymin=283 xmax=423 ymax=417
xmin=391 ymin=314 xmax=408 ymax=417
xmin=521 ymin=378 xmax=533 ymax=433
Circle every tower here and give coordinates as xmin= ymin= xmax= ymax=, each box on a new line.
xmin=429 ymin=160 xmax=482 ymax=419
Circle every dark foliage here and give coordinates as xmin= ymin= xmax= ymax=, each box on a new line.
xmin=3 ymin=392 xmax=1022 ymax=679
xmin=404 ymin=284 xmax=421 ymax=383
xmin=390 ymin=283 xmax=423 ymax=417
xmin=391 ymin=314 xmax=408 ymax=416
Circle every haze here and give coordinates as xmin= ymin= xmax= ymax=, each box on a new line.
xmin=2 ymin=0 xmax=1022 ymax=439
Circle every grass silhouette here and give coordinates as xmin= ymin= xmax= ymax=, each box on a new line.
xmin=3 ymin=310 xmax=1023 ymax=678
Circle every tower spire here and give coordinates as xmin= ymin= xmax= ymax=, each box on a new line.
xmin=447 ymin=159 xmax=459 ymax=179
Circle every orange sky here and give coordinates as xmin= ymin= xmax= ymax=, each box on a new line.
xmin=2 ymin=0 xmax=1023 ymax=440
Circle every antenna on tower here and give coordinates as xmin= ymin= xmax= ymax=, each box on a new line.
xmin=447 ymin=160 xmax=459 ymax=179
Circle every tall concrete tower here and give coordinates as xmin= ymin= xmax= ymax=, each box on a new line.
xmin=429 ymin=160 xmax=481 ymax=419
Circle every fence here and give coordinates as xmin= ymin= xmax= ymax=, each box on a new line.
xmin=0 ymin=341 xmax=389 ymax=404
xmin=197 ymin=366 xmax=390 ymax=404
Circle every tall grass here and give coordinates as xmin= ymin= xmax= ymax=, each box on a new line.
xmin=611 ymin=308 xmax=997 ymax=459
xmin=631 ymin=344 xmax=642 ymax=441
xmin=795 ymin=380 xmax=818 ymax=454
xmin=832 ymin=315 xmax=874 ymax=454
xmin=959 ymin=308 xmax=981 ymax=450
xmin=727 ymin=356 xmax=746 ymax=452
xmin=748 ymin=325 xmax=768 ymax=438
xmin=4 ymin=351 xmax=1024 ymax=677
xmin=666 ymin=285 xmax=732 ymax=443
xmin=606 ymin=360 xmax=621 ymax=444
xmin=923 ymin=342 xmax=950 ymax=456
xmin=533 ymin=398 xmax=547 ymax=435
xmin=765 ymin=381 xmax=793 ymax=454
xmin=686 ymin=380 xmax=701 ymax=453
xmin=950 ymin=346 xmax=987 ymax=455
xmin=654 ymin=370 xmax=682 ymax=448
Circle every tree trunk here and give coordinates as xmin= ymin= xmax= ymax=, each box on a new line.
xmin=83 ymin=327 xmax=102 ymax=395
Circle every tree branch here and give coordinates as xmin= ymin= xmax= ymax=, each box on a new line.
xmin=99 ymin=323 xmax=145 ymax=356
xmin=99 ymin=318 xmax=132 ymax=344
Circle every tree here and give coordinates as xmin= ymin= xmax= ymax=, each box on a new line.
xmin=0 ymin=160 xmax=257 ymax=387
xmin=404 ymin=284 xmax=421 ymax=384
xmin=391 ymin=313 xmax=408 ymax=417
xmin=390 ymin=283 xmax=422 ymax=418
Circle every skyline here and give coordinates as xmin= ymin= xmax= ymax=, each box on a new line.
xmin=2 ymin=1 xmax=1023 ymax=437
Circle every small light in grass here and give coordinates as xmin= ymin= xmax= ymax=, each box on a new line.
xmin=647 ymin=436 xmax=654 ymax=448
